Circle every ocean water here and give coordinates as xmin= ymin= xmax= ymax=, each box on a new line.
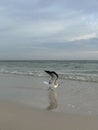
xmin=0 ymin=60 xmax=98 ymax=82
xmin=0 ymin=60 xmax=98 ymax=115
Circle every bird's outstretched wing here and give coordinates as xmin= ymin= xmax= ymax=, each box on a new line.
xmin=45 ymin=70 xmax=58 ymax=82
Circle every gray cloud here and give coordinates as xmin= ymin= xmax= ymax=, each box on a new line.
xmin=0 ymin=0 xmax=98 ymax=60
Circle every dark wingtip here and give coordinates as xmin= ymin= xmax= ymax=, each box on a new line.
xmin=44 ymin=70 xmax=50 ymax=73
xmin=44 ymin=70 xmax=59 ymax=79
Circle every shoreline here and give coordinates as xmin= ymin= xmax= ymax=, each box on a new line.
xmin=0 ymin=100 xmax=98 ymax=130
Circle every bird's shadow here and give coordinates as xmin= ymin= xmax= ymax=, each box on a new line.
xmin=46 ymin=88 xmax=58 ymax=110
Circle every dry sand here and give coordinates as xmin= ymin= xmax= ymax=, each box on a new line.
xmin=0 ymin=100 xmax=98 ymax=130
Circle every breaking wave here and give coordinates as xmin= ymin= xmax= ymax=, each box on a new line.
xmin=0 ymin=68 xmax=98 ymax=83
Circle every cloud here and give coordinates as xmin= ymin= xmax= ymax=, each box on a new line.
xmin=69 ymin=33 xmax=97 ymax=41
xmin=0 ymin=0 xmax=98 ymax=60
xmin=55 ymin=0 xmax=98 ymax=13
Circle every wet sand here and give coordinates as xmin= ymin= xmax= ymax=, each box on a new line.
xmin=0 ymin=100 xmax=98 ymax=130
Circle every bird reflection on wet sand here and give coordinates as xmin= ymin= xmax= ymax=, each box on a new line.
xmin=47 ymin=87 xmax=58 ymax=110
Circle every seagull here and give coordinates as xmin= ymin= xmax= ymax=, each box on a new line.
xmin=44 ymin=70 xmax=59 ymax=89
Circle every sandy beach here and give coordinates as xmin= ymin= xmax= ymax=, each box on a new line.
xmin=0 ymin=100 xmax=98 ymax=130
xmin=0 ymin=71 xmax=98 ymax=130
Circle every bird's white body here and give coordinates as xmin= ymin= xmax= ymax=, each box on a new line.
xmin=54 ymin=84 xmax=58 ymax=88
xmin=43 ymin=81 xmax=59 ymax=89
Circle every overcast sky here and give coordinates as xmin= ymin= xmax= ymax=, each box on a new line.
xmin=0 ymin=0 xmax=98 ymax=60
